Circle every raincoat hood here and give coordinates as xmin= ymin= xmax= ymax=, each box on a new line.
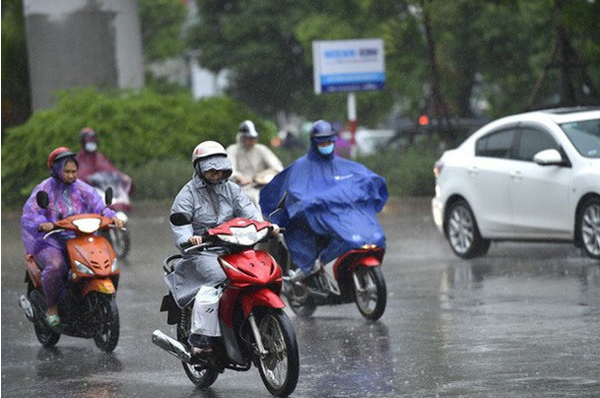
xmin=50 ymin=156 xmax=78 ymax=183
xmin=194 ymin=155 xmax=233 ymax=183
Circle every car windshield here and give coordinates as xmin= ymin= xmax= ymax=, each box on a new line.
xmin=560 ymin=118 xmax=600 ymax=158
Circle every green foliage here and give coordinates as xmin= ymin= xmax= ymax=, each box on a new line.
xmin=2 ymin=0 xmax=31 ymax=127
xmin=189 ymin=0 xmax=599 ymax=123
xmin=358 ymin=138 xmax=440 ymax=197
xmin=190 ymin=0 xmax=402 ymax=123
xmin=1 ymin=87 xmax=268 ymax=206
xmin=129 ymin=158 xmax=191 ymax=200
xmin=139 ymin=0 xmax=187 ymax=62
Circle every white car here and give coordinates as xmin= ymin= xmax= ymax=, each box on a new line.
xmin=431 ymin=107 xmax=600 ymax=259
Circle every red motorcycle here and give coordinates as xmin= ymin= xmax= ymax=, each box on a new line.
xmin=19 ymin=189 xmax=121 ymax=352
xmin=282 ymin=245 xmax=387 ymax=321
xmin=152 ymin=215 xmax=299 ymax=397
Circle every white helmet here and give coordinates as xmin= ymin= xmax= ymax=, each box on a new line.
xmin=238 ymin=120 xmax=259 ymax=138
xmin=192 ymin=140 xmax=227 ymax=164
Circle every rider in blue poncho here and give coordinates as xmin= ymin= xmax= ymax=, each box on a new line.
xmin=259 ymin=120 xmax=388 ymax=282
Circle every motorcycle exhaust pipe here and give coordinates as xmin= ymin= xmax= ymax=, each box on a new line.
xmin=19 ymin=295 xmax=35 ymax=322
xmin=151 ymin=330 xmax=192 ymax=364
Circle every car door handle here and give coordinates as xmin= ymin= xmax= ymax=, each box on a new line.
xmin=510 ymin=171 xmax=523 ymax=181
xmin=468 ymin=166 xmax=478 ymax=175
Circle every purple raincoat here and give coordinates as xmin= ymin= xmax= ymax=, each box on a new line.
xmin=21 ymin=160 xmax=116 ymax=256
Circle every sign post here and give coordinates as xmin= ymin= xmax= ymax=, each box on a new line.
xmin=312 ymin=38 xmax=385 ymax=158
xmin=347 ymin=92 xmax=357 ymax=157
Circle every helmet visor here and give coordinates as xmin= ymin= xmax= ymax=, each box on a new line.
xmin=312 ymin=135 xmax=336 ymax=144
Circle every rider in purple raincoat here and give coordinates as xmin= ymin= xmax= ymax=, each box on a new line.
xmin=259 ymin=120 xmax=388 ymax=282
xmin=21 ymin=147 xmax=121 ymax=327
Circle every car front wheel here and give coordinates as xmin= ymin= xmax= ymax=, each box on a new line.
xmin=578 ymin=197 xmax=600 ymax=259
xmin=445 ymin=199 xmax=490 ymax=259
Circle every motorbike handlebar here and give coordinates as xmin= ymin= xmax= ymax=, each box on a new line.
xmin=42 ymin=228 xmax=65 ymax=240
xmin=108 ymin=224 xmax=127 ymax=231
xmin=182 ymin=241 xmax=212 ymax=254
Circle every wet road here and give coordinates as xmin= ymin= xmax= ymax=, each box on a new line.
xmin=2 ymin=198 xmax=599 ymax=397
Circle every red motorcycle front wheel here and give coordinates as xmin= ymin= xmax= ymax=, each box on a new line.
xmin=256 ymin=308 xmax=299 ymax=397
xmin=353 ymin=266 xmax=387 ymax=321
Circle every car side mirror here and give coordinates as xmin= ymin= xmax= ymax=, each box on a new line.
xmin=170 ymin=212 xmax=192 ymax=226
xmin=105 ymin=187 xmax=114 ymax=206
xmin=533 ymin=149 xmax=564 ymax=166
xmin=36 ymin=191 xmax=49 ymax=209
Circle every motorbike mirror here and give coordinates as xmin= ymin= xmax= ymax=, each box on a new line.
xmin=170 ymin=212 xmax=192 ymax=226
xmin=276 ymin=192 xmax=287 ymax=210
xmin=268 ymin=192 xmax=287 ymax=221
xmin=36 ymin=191 xmax=50 ymax=209
xmin=104 ymin=187 xmax=114 ymax=206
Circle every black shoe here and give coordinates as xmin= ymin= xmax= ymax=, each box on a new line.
xmin=189 ymin=333 xmax=216 ymax=358
xmin=191 ymin=346 xmax=214 ymax=358
xmin=305 ymin=274 xmax=319 ymax=289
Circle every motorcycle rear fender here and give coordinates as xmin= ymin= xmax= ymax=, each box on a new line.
xmin=80 ymin=277 xmax=116 ymax=296
xmin=24 ymin=254 xmax=42 ymax=288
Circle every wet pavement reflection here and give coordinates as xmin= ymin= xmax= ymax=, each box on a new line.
xmin=2 ymin=199 xmax=599 ymax=397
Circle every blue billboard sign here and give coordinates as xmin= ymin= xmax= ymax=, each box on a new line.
xmin=313 ymin=39 xmax=385 ymax=94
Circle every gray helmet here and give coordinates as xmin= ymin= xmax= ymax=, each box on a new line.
xmin=192 ymin=140 xmax=227 ymax=164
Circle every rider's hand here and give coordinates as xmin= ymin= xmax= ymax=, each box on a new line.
xmin=189 ymin=235 xmax=203 ymax=245
xmin=271 ymin=224 xmax=281 ymax=235
xmin=237 ymin=176 xmax=252 ymax=186
xmin=111 ymin=216 xmax=125 ymax=229
xmin=38 ymin=222 xmax=54 ymax=232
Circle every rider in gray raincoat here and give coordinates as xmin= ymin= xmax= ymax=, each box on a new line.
xmin=165 ymin=140 xmax=262 ymax=354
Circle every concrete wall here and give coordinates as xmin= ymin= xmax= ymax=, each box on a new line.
xmin=23 ymin=0 xmax=144 ymax=111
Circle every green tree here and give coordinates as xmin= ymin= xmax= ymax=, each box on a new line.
xmin=139 ymin=0 xmax=187 ymax=62
xmin=188 ymin=0 xmax=411 ymax=124
xmin=2 ymin=0 xmax=31 ymax=129
xmin=190 ymin=0 xmax=599 ymax=125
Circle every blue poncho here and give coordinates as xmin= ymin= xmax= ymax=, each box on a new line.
xmin=259 ymin=147 xmax=387 ymax=273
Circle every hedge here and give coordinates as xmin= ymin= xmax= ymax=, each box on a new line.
xmin=1 ymin=87 xmax=274 ymax=206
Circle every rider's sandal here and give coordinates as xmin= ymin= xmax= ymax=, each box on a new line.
xmin=45 ymin=314 xmax=60 ymax=327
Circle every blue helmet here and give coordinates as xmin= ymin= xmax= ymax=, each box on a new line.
xmin=310 ymin=120 xmax=335 ymax=142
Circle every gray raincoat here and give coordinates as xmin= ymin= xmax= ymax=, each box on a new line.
xmin=165 ymin=156 xmax=262 ymax=308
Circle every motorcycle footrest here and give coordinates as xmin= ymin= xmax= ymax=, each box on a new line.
xmin=307 ymin=287 xmax=329 ymax=300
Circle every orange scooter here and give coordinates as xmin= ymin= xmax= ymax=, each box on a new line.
xmin=19 ymin=189 xmax=121 ymax=353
